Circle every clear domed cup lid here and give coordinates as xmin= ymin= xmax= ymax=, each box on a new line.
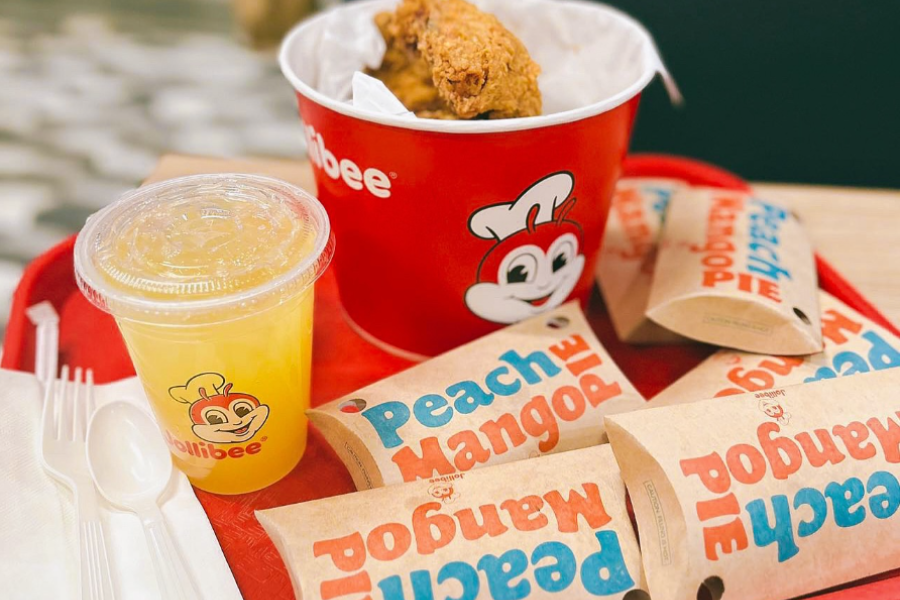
xmin=74 ymin=173 xmax=335 ymax=325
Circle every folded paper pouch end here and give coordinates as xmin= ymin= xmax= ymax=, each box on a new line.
xmin=307 ymin=408 xmax=385 ymax=490
xmin=646 ymin=295 xmax=824 ymax=356
xmin=254 ymin=509 xmax=309 ymax=600
xmin=605 ymin=414 xmax=694 ymax=600
xmin=616 ymin=310 xmax=692 ymax=345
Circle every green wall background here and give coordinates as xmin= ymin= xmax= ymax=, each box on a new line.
xmin=605 ymin=0 xmax=899 ymax=187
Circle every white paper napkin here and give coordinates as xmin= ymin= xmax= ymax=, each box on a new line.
xmin=0 ymin=368 xmax=243 ymax=600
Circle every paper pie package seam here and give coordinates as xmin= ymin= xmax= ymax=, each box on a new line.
xmin=605 ymin=367 xmax=900 ymax=600
xmin=255 ymin=444 xmax=647 ymax=600
xmin=595 ymin=177 xmax=691 ymax=345
xmin=644 ymin=186 xmax=823 ymax=355
xmin=308 ymin=302 xmax=645 ymax=490
xmin=649 ymin=289 xmax=900 ymax=408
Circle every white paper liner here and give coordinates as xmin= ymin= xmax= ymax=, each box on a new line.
xmin=281 ymin=0 xmax=679 ymax=130
xmin=351 ymin=71 xmax=415 ymax=118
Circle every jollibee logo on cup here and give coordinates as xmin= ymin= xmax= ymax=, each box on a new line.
xmin=465 ymin=172 xmax=585 ymax=324
xmin=166 ymin=372 xmax=270 ymax=459
xmin=304 ymin=124 xmax=392 ymax=198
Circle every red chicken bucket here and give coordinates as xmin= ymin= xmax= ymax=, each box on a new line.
xmin=280 ymin=0 xmax=675 ymax=359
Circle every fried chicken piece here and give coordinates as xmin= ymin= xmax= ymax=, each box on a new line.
xmin=367 ymin=0 xmax=542 ymax=119
xmin=368 ymin=10 xmax=451 ymax=116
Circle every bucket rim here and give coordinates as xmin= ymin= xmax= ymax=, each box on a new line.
xmin=279 ymin=0 xmax=671 ymax=135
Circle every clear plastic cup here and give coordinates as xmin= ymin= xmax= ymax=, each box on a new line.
xmin=74 ymin=174 xmax=334 ymax=494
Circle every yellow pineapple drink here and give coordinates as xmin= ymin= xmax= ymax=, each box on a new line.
xmin=75 ymin=174 xmax=334 ymax=494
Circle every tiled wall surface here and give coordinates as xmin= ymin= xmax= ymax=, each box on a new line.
xmin=0 ymin=0 xmax=309 ymax=337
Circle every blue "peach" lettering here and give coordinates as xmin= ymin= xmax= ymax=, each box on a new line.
xmin=374 ymin=531 xmax=635 ymax=599
xmin=361 ymin=350 xmax=563 ymax=449
xmin=747 ymin=471 xmax=900 ymax=563
xmin=805 ymin=331 xmax=900 ymax=383
xmin=746 ymin=198 xmax=791 ymax=282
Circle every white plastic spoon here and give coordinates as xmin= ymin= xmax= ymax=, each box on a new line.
xmin=87 ymin=400 xmax=200 ymax=600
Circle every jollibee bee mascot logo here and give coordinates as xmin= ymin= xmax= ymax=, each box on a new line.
xmin=429 ymin=482 xmax=459 ymax=504
xmin=759 ymin=397 xmax=792 ymax=425
xmin=465 ymin=172 xmax=585 ymax=324
xmin=169 ymin=373 xmax=269 ymax=444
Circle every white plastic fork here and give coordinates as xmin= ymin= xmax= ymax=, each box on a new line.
xmin=41 ymin=366 xmax=115 ymax=600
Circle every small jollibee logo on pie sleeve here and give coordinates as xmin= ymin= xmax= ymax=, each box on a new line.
xmin=755 ymin=389 xmax=792 ymax=425
xmin=428 ymin=482 xmax=459 ymax=504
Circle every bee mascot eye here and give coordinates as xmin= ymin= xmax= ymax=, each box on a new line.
xmin=230 ymin=399 xmax=256 ymax=418
xmin=552 ymin=253 xmax=567 ymax=272
xmin=507 ymin=264 xmax=530 ymax=283
xmin=202 ymin=407 xmax=230 ymax=426
xmin=504 ymin=252 xmax=538 ymax=284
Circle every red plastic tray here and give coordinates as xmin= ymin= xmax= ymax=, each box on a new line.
xmin=5 ymin=155 xmax=898 ymax=600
